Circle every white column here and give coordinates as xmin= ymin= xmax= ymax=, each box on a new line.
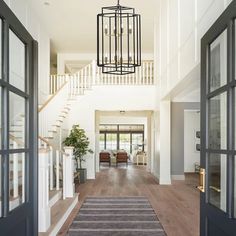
xmin=38 ymin=149 xmax=51 ymax=232
xmin=159 ymin=100 xmax=171 ymax=185
xmin=63 ymin=147 xmax=75 ymax=199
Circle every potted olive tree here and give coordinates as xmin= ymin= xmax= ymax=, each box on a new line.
xmin=63 ymin=125 xmax=93 ymax=183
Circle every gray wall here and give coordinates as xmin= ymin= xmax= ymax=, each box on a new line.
xmin=171 ymin=102 xmax=200 ymax=176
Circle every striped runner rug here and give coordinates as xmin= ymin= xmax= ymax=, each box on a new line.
xmin=67 ymin=196 xmax=166 ymax=236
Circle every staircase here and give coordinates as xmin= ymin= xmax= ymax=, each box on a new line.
xmin=37 ymin=59 xmax=155 ymax=235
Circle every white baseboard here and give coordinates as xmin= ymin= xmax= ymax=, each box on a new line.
xmin=172 ymin=175 xmax=185 ymax=180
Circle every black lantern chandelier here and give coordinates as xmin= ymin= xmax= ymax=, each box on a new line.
xmin=97 ymin=0 xmax=141 ymax=75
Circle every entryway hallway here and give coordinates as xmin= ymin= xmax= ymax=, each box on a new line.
xmin=58 ymin=165 xmax=199 ymax=236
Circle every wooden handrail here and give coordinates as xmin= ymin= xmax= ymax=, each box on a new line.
xmin=50 ymin=73 xmax=71 ymax=76
xmin=38 ymin=82 xmax=68 ymax=113
xmin=9 ymin=134 xmax=24 ymax=146
xmin=38 ymin=136 xmax=69 ymax=156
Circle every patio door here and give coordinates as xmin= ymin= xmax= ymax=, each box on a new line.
xmin=0 ymin=1 xmax=38 ymax=235
xmin=200 ymin=1 xmax=236 ymax=235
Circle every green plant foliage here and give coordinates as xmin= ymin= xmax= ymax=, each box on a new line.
xmin=63 ymin=125 xmax=93 ymax=169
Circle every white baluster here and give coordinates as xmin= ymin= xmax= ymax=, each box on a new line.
xmin=88 ymin=64 xmax=91 ymax=88
xmin=84 ymin=67 xmax=86 ymax=88
xmin=77 ymin=72 xmax=81 ymax=95
xmin=81 ymin=70 xmax=84 ymax=94
xmin=92 ymin=60 xmax=97 ymax=85
xmin=56 ymin=150 xmax=60 ymax=191
xmin=74 ymin=74 xmax=77 ymax=96
xmin=22 ymin=153 xmax=25 ymax=203
xmin=150 ymin=62 xmax=153 ymax=85
xmin=138 ymin=64 xmax=143 ymax=84
xmin=146 ymin=62 xmax=149 ymax=85
xmin=132 ymin=71 xmax=135 ymax=85
xmin=49 ymin=147 xmax=53 ymax=190
xmin=142 ymin=62 xmax=145 ymax=85
xmin=49 ymin=76 xmax=52 ymax=94
xmin=13 ymin=141 xmax=18 ymax=198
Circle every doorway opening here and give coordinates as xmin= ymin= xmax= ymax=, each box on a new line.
xmin=95 ymin=111 xmax=154 ymax=174
xmin=184 ymin=110 xmax=200 ymax=187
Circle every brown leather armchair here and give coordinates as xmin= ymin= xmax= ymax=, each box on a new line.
xmin=116 ymin=152 xmax=128 ymax=167
xmin=99 ymin=152 xmax=111 ymax=167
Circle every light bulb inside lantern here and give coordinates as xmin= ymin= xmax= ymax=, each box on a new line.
xmin=129 ymin=25 xmax=132 ymax=34
xmin=129 ymin=53 xmax=132 ymax=62
xmin=105 ymin=25 xmax=108 ymax=35
xmin=105 ymin=54 xmax=108 ymax=64
xmin=121 ymin=24 xmax=124 ymax=34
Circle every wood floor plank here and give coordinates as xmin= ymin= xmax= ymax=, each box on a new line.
xmin=57 ymin=165 xmax=199 ymax=236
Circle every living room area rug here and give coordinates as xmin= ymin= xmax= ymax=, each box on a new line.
xmin=67 ymin=196 xmax=167 ymax=236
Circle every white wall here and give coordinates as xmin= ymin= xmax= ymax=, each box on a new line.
xmin=156 ymin=0 xmax=233 ymax=185
xmin=4 ymin=0 xmax=50 ymax=104
xmin=67 ymin=86 xmax=157 ymax=179
xmin=157 ymin=0 xmax=233 ymax=99
xmin=184 ymin=110 xmax=200 ymax=173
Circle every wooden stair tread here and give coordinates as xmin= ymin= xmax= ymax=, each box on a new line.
xmin=52 ymin=125 xmax=60 ymax=127
xmin=49 ymin=190 xmax=61 ymax=201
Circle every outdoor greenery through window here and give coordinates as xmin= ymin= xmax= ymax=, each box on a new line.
xmin=99 ymin=124 xmax=144 ymax=154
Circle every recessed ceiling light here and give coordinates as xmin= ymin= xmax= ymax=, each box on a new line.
xmin=44 ymin=2 xmax=50 ymax=6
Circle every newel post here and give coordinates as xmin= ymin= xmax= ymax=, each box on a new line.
xmin=38 ymin=148 xmax=51 ymax=232
xmin=63 ymin=147 xmax=75 ymax=199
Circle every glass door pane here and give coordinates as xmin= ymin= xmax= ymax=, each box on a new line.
xmin=9 ymin=30 xmax=25 ymax=91
xmin=208 ymin=92 xmax=227 ymax=150
xmin=9 ymin=93 xmax=25 ymax=149
xmin=208 ymin=154 xmax=227 ymax=212
xmin=0 ymin=19 xmax=2 ymax=79
xmin=235 ymin=158 xmax=236 ymax=217
xmin=9 ymin=153 xmax=25 ymax=211
xmin=209 ymin=29 xmax=227 ymax=92
xmin=0 ymin=155 xmax=1 ymax=217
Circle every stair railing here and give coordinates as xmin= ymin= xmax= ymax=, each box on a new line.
xmin=49 ymin=60 xmax=155 ymax=97
xmin=38 ymin=136 xmax=74 ymax=232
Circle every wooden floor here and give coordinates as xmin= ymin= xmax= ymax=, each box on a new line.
xmin=58 ymin=165 xmax=200 ymax=236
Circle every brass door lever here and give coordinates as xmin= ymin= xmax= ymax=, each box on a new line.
xmin=197 ymin=168 xmax=205 ymax=193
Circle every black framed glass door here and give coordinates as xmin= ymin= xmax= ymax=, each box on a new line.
xmin=0 ymin=1 xmax=38 ymax=235
xmin=200 ymin=1 xmax=236 ymax=235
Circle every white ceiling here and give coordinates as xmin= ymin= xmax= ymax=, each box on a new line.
xmin=30 ymin=0 xmax=158 ymax=54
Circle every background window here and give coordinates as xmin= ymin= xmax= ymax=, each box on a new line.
xmin=119 ymin=133 xmax=131 ymax=153
xmin=99 ymin=133 xmax=105 ymax=150
xmin=132 ymin=133 xmax=144 ymax=151
xmin=106 ymin=133 xmax=117 ymax=150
